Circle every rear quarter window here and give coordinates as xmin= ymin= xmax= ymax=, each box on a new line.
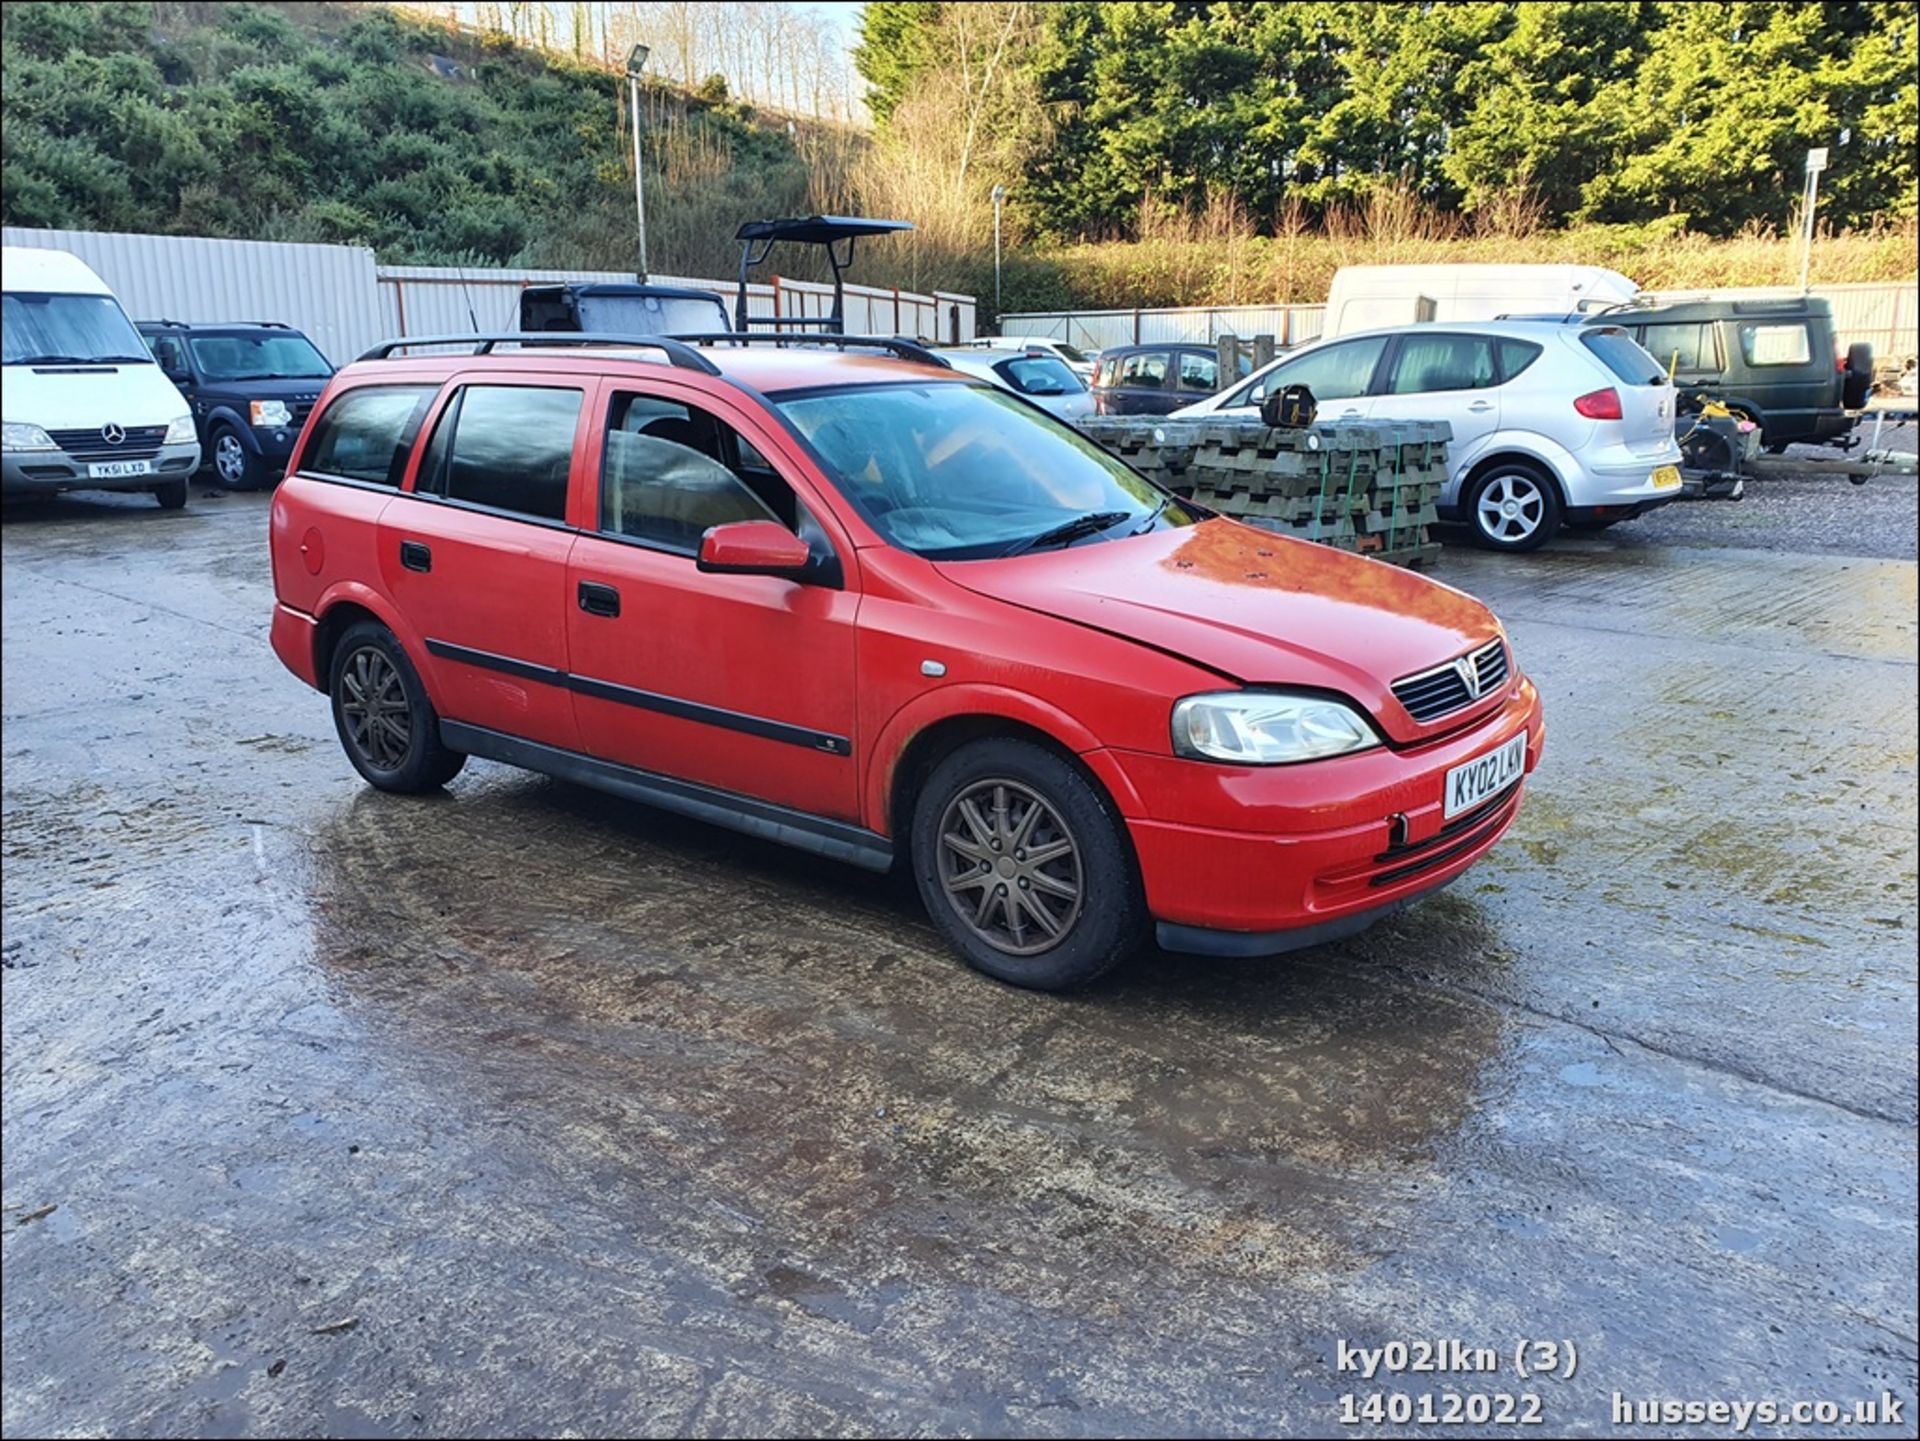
xmin=301 ymin=386 xmax=436 ymax=485
xmin=1581 ymin=328 xmax=1664 ymax=385
xmin=1739 ymin=323 xmax=1813 ymax=367
xmin=1497 ymin=339 xmax=1544 ymax=382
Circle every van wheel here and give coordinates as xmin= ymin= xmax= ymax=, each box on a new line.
xmin=328 ymin=620 xmax=466 ymax=793
xmin=210 ymin=426 xmax=264 ymax=489
xmin=910 ymin=738 xmax=1145 ymax=991
xmin=1467 ymin=463 xmax=1560 ymax=552
xmin=153 ymin=479 xmax=188 ymax=510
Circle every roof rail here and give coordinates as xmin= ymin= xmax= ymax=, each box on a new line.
xmin=670 ymin=332 xmax=951 ymax=369
xmin=355 ymin=332 xmax=723 ymax=375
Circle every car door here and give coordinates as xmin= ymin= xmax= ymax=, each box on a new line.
xmin=379 ymin=375 xmax=587 ymax=753
xmin=1105 ymin=349 xmax=1171 ymax=415
xmin=1377 ymin=331 xmax=1502 ymax=489
xmin=1206 ymin=335 xmax=1393 ymax=421
xmin=563 ymin=377 xmax=862 ymax=824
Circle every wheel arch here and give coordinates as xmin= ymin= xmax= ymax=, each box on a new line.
xmin=867 ymin=687 xmax=1145 ymax=843
xmin=1462 ymin=448 xmax=1570 ymax=509
xmin=310 ymin=583 xmax=440 ymax=707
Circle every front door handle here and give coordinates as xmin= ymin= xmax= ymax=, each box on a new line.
xmin=1468 ymin=401 xmax=1494 ymax=413
xmin=399 ymin=540 xmax=431 ymax=572
xmin=578 ymin=580 xmax=621 ymax=618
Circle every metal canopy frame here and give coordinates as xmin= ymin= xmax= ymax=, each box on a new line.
xmin=732 ymin=216 xmax=915 ymax=335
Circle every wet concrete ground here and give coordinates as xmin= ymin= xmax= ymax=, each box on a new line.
xmin=4 ymin=485 xmax=1915 ymax=1437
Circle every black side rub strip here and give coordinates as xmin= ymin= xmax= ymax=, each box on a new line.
xmin=425 ymin=639 xmax=852 ymax=756
xmin=439 ymin=722 xmax=891 ymax=872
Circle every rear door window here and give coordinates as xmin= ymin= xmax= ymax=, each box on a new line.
xmin=1243 ymin=336 xmax=1390 ymax=405
xmin=302 ymin=385 xmax=436 ymax=486
xmin=416 ymin=384 xmax=583 ymax=521
xmin=1177 ymin=351 xmax=1220 ymax=393
xmin=1114 ymin=351 xmax=1169 ymax=389
xmin=598 ymin=391 xmax=786 ymax=552
xmin=1581 ymin=328 xmax=1665 ymax=385
xmin=1739 ymin=323 xmax=1813 ymax=367
xmin=1386 ymin=334 xmax=1497 ymax=394
xmin=1642 ymin=322 xmax=1722 ymax=375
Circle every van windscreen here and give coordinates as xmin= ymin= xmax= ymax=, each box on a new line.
xmin=3 ymin=292 xmax=152 ymax=367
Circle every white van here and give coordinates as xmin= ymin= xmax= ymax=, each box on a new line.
xmin=1323 ymin=264 xmax=1638 ymax=339
xmin=3 ymin=246 xmax=200 ymax=507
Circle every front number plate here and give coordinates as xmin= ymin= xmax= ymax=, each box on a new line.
xmin=88 ymin=459 xmax=153 ymax=479
xmin=1444 ymin=732 xmax=1526 ymax=819
xmin=1651 ymin=464 xmax=1681 ymax=490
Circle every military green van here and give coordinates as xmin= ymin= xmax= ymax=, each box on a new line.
xmin=1595 ymin=296 xmax=1870 ymax=451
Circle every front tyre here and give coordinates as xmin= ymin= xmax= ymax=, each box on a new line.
xmin=1467 ymin=463 xmax=1561 ymax=552
xmin=328 ymin=620 xmax=466 ymax=793
xmin=910 ymin=737 xmax=1145 ymax=990
xmin=210 ymin=425 xmax=265 ymax=489
xmin=152 ymin=478 xmax=189 ymax=510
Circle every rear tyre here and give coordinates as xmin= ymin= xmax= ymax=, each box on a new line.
xmin=910 ymin=737 xmax=1145 ymax=991
xmin=152 ymin=478 xmax=188 ymax=510
xmin=328 ymin=620 xmax=466 ymax=793
xmin=1466 ymin=463 xmax=1560 ymax=552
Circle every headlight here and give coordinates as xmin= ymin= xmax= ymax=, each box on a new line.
xmin=2 ymin=422 xmax=57 ymax=452
xmin=164 ymin=414 xmax=197 ymax=445
xmin=250 ymin=400 xmax=292 ymax=428
xmin=1172 ymin=690 xmax=1380 ymax=764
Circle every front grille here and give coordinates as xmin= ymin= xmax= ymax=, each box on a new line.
xmin=50 ymin=425 xmax=170 ymax=460
xmin=1392 ymin=639 xmax=1510 ymax=723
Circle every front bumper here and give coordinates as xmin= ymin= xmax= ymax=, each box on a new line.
xmin=1107 ymin=679 xmax=1544 ymax=951
xmin=3 ymin=442 xmax=201 ymax=495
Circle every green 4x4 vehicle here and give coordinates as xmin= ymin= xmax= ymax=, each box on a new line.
xmin=1592 ymin=296 xmax=1871 ymax=452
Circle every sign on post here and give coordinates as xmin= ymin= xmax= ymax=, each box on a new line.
xmin=1806 ymin=147 xmax=1830 ymax=173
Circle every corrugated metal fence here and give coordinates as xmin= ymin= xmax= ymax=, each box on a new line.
xmin=1005 ymin=280 xmax=1919 ymax=363
xmin=2 ymin=228 xmax=976 ymax=362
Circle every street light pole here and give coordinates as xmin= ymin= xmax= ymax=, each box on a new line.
xmin=991 ymin=183 xmax=1006 ymax=317
xmin=1798 ymin=146 xmax=1828 ymax=294
xmin=627 ymin=44 xmax=651 ymax=280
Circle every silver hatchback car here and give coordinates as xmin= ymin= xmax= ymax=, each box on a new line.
xmin=1170 ymin=319 xmax=1685 ymax=551
xmin=939 ymin=347 xmax=1096 ymax=425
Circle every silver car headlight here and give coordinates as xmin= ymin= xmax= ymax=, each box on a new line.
xmin=164 ymin=414 xmax=197 ymax=445
xmin=1172 ymin=690 xmax=1381 ymax=764
xmin=250 ymin=400 xmax=293 ymax=428
xmin=3 ymin=422 xmax=58 ymax=452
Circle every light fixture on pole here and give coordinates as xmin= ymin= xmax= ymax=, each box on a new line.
xmin=1798 ymin=146 xmax=1828 ymax=294
xmin=627 ymin=43 xmax=651 ymax=279
xmin=991 ymin=183 xmax=1007 ymax=316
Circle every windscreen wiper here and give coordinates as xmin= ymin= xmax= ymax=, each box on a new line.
xmin=1128 ymin=495 xmax=1174 ymax=535
xmin=1000 ymin=510 xmax=1132 ymax=558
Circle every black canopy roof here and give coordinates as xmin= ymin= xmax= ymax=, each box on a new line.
xmin=733 ymin=216 xmax=914 ymax=245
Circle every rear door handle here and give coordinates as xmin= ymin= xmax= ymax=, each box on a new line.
xmin=399 ymin=540 xmax=431 ymax=572
xmin=578 ymin=580 xmax=620 ymax=618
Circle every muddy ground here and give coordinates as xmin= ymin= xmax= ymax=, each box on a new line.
xmin=3 ymin=478 xmax=1916 ymax=1437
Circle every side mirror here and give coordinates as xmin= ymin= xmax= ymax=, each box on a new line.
xmin=696 ymin=520 xmax=812 ymax=579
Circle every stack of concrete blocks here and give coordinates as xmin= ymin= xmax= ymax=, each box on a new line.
xmin=1078 ymin=416 xmax=1449 ymax=569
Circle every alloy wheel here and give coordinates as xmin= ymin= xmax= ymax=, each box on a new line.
xmin=338 ymin=646 xmax=412 ymax=770
xmin=215 ymin=434 xmax=247 ymax=485
xmin=936 ymin=779 xmax=1084 ymax=956
xmin=1477 ymin=473 xmax=1545 ymax=543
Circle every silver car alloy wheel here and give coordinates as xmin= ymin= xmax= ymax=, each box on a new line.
xmin=1477 ymin=472 xmax=1545 ymax=543
xmin=215 ymin=433 xmax=248 ymax=485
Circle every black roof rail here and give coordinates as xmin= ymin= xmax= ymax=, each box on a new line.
xmin=670 ymin=332 xmax=951 ymax=369
xmin=354 ymin=332 xmax=722 ymax=375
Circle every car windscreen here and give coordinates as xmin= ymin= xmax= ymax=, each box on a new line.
xmin=1581 ymin=327 xmax=1665 ymax=385
xmin=576 ymin=293 xmax=729 ymax=336
xmin=996 ymin=355 xmax=1084 ymax=396
xmin=778 ymin=382 xmax=1197 ymax=561
xmin=2 ymin=292 xmax=152 ymax=366
xmin=187 ymin=333 xmax=333 ymax=381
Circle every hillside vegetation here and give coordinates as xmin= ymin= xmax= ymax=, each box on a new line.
xmin=2 ymin=1 xmax=1913 ymax=320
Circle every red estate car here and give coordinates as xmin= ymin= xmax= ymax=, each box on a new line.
xmin=269 ymin=333 xmax=1543 ymax=990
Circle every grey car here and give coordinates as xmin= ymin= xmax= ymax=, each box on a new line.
xmin=939 ymin=348 xmax=1096 ymax=423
